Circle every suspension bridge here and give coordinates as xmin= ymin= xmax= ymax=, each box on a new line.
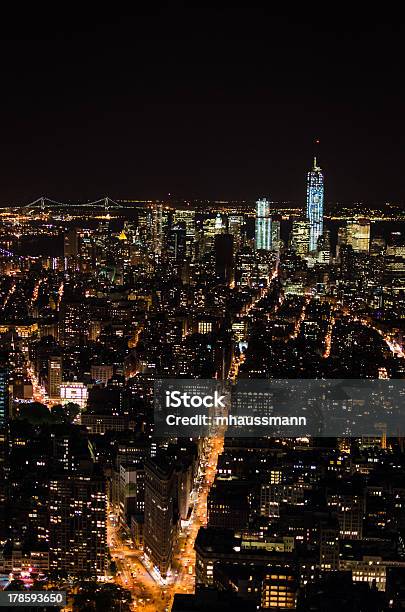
xmin=19 ymin=195 xmax=123 ymax=213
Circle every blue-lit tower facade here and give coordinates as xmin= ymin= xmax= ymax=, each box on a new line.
xmin=255 ymin=198 xmax=272 ymax=250
xmin=306 ymin=157 xmax=324 ymax=252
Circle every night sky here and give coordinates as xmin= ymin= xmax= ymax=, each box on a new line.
xmin=0 ymin=6 xmax=404 ymax=205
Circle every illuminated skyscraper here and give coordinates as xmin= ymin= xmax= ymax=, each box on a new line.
xmin=144 ymin=456 xmax=178 ymax=577
xmin=227 ymin=214 xmax=245 ymax=253
xmin=290 ymin=220 xmax=310 ymax=256
xmin=78 ymin=229 xmax=95 ymax=272
xmin=346 ymin=218 xmax=371 ymax=252
xmin=306 ymin=157 xmax=324 ymax=252
xmin=215 ymin=213 xmax=224 ymax=233
xmin=49 ymin=467 xmax=107 ymax=576
xmin=271 ymin=214 xmax=282 ymax=252
xmin=255 ymin=198 xmax=272 ymax=251
xmin=151 ymin=203 xmax=163 ymax=257
xmin=173 ymin=209 xmax=196 ymax=257
xmin=60 ymin=301 xmax=88 ymax=347
xmin=168 ymin=223 xmax=187 ymax=263
xmin=63 ymin=228 xmax=78 ymax=270
xmin=48 ymin=355 xmax=62 ymax=400
xmin=202 ymin=216 xmax=223 ymax=254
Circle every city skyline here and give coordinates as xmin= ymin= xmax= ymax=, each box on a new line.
xmin=0 ymin=189 xmax=405 ymax=609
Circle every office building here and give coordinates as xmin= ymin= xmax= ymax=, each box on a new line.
xmin=48 ymin=355 xmax=62 ymax=399
xmin=255 ymin=198 xmax=272 ymax=251
xmin=214 ymin=234 xmax=234 ymax=285
xmin=202 ymin=217 xmax=222 ymax=254
xmin=144 ymin=456 xmax=178 ymax=577
xmin=306 ymin=157 xmax=324 ymax=252
xmin=168 ymin=223 xmax=187 ymax=264
xmin=49 ymin=468 xmax=107 ymax=576
xmin=227 ymin=215 xmax=245 ymax=253
xmin=271 ymin=214 xmax=282 ymax=252
xmin=63 ymin=228 xmax=78 ymax=270
xmin=151 ymin=203 xmax=164 ymax=257
xmin=290 ymin=220 xmax=310 ymax=256
xmin=173 ymin=209 xmax=196 ymax=257
xmin=346 ymin=218 xmax=371 ymax=253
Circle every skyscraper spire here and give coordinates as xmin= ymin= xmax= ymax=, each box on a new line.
xmin=313 ymin=138 xmax=320 ymax=170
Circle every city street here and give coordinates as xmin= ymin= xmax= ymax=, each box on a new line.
xmin=108 ymin=435 xmax=224 ymax=611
